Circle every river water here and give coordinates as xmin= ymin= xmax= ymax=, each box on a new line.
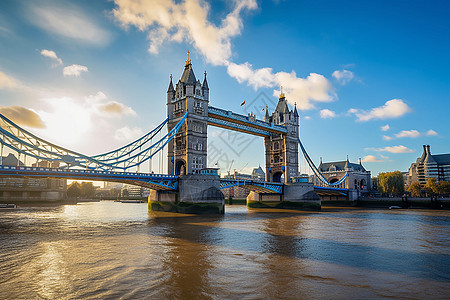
xmin=0 ymin=201 xmax=449 ymax=299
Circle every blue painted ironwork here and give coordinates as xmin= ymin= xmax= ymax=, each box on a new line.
xmin=0 ymin=111 xmax=187 ymax=172
xmin=92 ymin=117 xmax=168 ymax=162
xmin=298 ymin=138 xmax=348 ymax=186
xmin=208 ymin=106 xmax=287 ymax=136
xmin=314 ymin=186 xmax=349 ymax=196
xmin=0 ymin=113 xmax=116 ymax=170
xmin=220 ymin=179 xmax=283 ymax=194
xmin=207 ymin=118 xmax=273 ymax=137
xmin=0 ymin=165 xmax=178 ymax=190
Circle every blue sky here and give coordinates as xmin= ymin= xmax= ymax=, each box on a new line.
xmin=0 ymin=0 xmax=449 ymax=177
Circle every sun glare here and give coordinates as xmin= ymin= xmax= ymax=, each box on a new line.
xmin=36 ymin=97 xmax=92 ymax=149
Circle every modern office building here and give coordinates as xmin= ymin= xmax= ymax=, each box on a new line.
xmin=406 ymin=145 xmax=450 ymax=186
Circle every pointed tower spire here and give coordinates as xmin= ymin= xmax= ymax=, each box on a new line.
xmin=186 ymin=50 xmax=191 ymax=66
xmin=202 ymin=70 xmax=209 ymax=90
xmin=293 ymin=102 xmax=299 ymax=118
xmin=280 ymin=86 xmax=285 ymax=99
xmin=167 ymin=74 xmax=174 ymax=92
xmin=264 ymin=105 xmax=270 ymax=122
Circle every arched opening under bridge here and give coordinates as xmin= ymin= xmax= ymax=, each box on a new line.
xmin=329 ymin=178 xmax=339 ymax=184
xmin=272 ymin=171 xmax=284 ymax=183
xmin=175 ymin=160 xmax=186 ymax=175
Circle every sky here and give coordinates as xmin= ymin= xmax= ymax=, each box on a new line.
xmin=0 ymin=0 xmax=449 ymax=177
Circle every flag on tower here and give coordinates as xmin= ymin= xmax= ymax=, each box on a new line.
xmin=240 ymin=100 xmax=246 ymax=106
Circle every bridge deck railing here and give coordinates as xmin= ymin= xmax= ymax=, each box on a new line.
xmin=0 ymin=165 xmax=178 ymax=180
xmin=208 ymin=106 xmax=287 ymax=134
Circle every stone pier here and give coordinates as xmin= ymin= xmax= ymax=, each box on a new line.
xmin=148 ymin=174 xmax=224 ymax=214
xmin=247 ymin=182 xmax=321 ymax=210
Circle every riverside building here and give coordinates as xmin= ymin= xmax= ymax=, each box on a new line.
xmin=312 ymin=158 xmax=371 ymax=191
xmin=406 ymin=145 xmax=450 ymax=186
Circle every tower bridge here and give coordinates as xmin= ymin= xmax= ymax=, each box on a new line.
xmin=0 ymin=56 xmax=352 ymax=214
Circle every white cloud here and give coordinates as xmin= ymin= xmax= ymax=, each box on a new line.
xmin=40 ymin=49 xmax=63 ymax=65
xmin=319 ymin=109 xmax=336 ymax=119
xmin=349 ymin=99 xmax=412 ymax=121
xmin=362 ymin=155 xmax=383 ymax=162
xmin=395 ymin=130 xmax=420 ymax=138
xmin=113 ymin=0 xmax=257 ymax=66
xmin=28 ymin=3 xmax=112 ymax=46
xmin=347 ymin=108 xmax=358 ymax=114
xmin=228 ymin=62 xmax=334 ymax=110
xmin=384 ymin=129 xmax=438 ymax=140
xmin=227 ymin=62 xmax=275 ymax=89
xmin=114 ymin=126 xmax=143 ymax=141
xmin=381 ymin=124 xmax=390 ymax=131
xmin=304 ymin=116 xmax=311 ymax=120
xmin=112 ymin=0 xmax=334 ymax=110
xmin=63 ymin=64 xmax=88 ymax=77
xmin=0 ymin=106 xmax=45 ymax=128
xmin=426 ymin=129 xmax=438 ymax=136
xmin=365 ymin=145 xmax=414 ymax=153
xmin=0 ymin=71 xmax=18 ymax=89
xmin=85 ymin=91 xmax=136 ymax=117
xmin=332 ymin=69 xmax=354 ymax=85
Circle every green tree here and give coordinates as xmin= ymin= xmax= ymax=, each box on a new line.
xmin=408 ymin=182 xmax=422 ymax=197
xmin=377 ymin=171 xmax=404 ymax=196
xmin=437 ymin=181 xmax=450 ymax=196
xmin=80 ymin=182 xmax=97 ymax=198
xmin=425 ymin=178 xmax=438 ymax=196
xmin=67 ymin=182 xmax=81 ymax=198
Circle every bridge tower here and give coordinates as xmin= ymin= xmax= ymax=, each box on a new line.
xmin=264 ymin=89 xmax=299 ymax=183
xmin=167 ymin=53 xmax=209 ymax=175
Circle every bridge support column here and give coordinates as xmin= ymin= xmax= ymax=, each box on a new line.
xmin=148 ymin=174 xmax=224 ymax=214
xmin=247 ymin=182 xmax=321 ymax=210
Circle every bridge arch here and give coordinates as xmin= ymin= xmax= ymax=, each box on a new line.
xmin=175 ymin=159 xmax=186 ymax=175
xmin=272 ymin=171 xmax=284 ymax=183
xmin=329 ymin=177 xmax=339 ymax=184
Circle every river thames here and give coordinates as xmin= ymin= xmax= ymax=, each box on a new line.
xmin=0 ymin=201 xmax=449 ymax=299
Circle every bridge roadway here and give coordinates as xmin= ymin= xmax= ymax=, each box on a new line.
xmin=207 ymin=106 xmax=287 ymax=137
xmin=0 ymin=165 xmax=178 ymax=191
xmin=0 ymin=165 xmax=348 ymax=196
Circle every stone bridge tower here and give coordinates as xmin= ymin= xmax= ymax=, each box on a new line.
xmin=167 ymin=54 xmax=209 ymax=175
xmin=264 ymin=89 xmax=299 ymax=183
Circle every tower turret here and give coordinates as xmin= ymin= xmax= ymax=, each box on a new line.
xmin=167 ymin=74 xmax=174 ymax=103
xmin=202 ymin=71 xmax=209 ymax=101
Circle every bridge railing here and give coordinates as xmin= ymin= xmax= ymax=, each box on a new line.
xmin=0 ymin=165 xmax=178 ymax=180
xmin=208 ymin=106 xmax=287 ymax=134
